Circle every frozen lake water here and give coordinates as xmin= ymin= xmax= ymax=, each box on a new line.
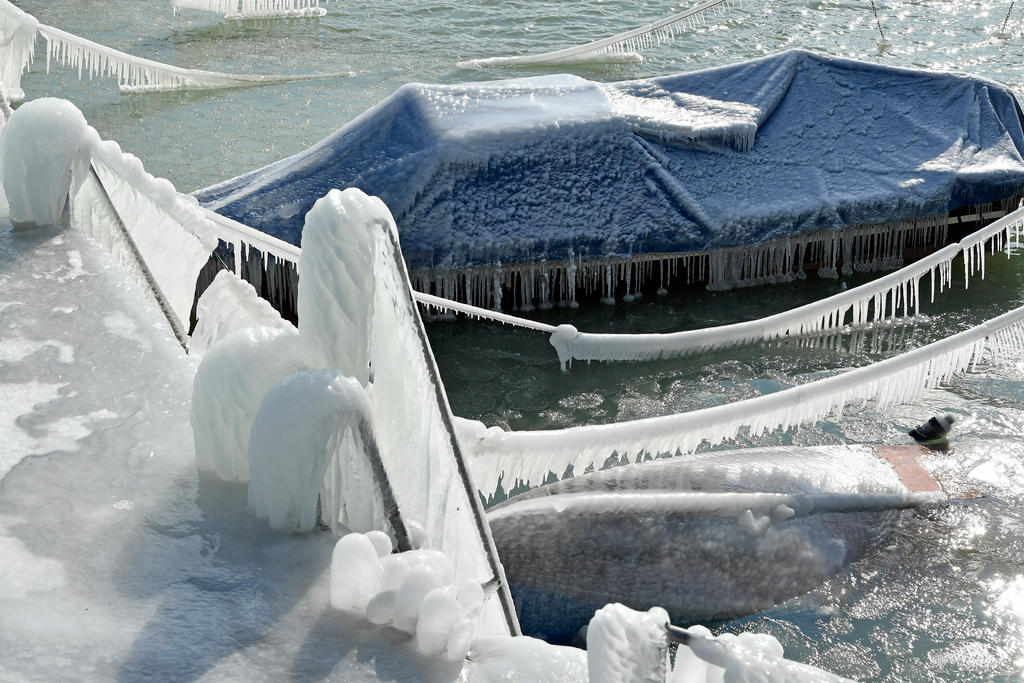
xmin=5 ymin=0 xmax=1024 ymax=679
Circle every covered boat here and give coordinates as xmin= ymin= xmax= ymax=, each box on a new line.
xmin=196 ymin=49 xmax=1024 ymax=305
xmin=488 ymin=444 xmax=944 ymax=642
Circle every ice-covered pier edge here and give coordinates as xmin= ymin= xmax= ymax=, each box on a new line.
xmin=0 ymin=97 xmax=850 ymax=680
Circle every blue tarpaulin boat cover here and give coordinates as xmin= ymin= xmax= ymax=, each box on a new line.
xmin=196 ymin=50 xmax=1024 ymax=273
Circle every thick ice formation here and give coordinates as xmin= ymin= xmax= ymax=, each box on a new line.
xmin=587 ymin=604 xmax=668 ymax=683
xmin=191 ymin=187 xmax=518 ymax=635
xmin=328 ymin=532 xmax=487 ymax=661
xmin=190 ymin=270 xmax=293 ymax=357
xmin=489 ymin=446 xmax=922 ymax=639
xmin=248 ymin=370 xmax=384 ymax=531
xmin=587 ymin=604 xmax=850 ymax=682
xmin=198 ymin=50 xmax=1024 ymax=306
xmin=465 ymin=299 xmax=1024 ymax=493
xmin=191 ymin=326 xmax=306 ymax=480
xmin=0 ymin=98 xmax=94 ymax=227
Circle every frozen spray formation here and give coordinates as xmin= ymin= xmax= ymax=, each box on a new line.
xmin=329 ymin=532 xmax=486 ymax=660
xmin=191 ymin=187 xmax=518 ymax=635
xmin=190 ymin=270 xmax=292 ymax=357
xmin=587 ymin=604 xmax=851 ymax=682
xmin=0 ymin=98 xmax=93 ymax=227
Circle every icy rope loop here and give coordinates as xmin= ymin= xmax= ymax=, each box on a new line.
xmin=463 ymin=300 xmax=1024 ymax=493
xmin=550 ymin=209 xmax=1024 ymax=369
xmin=172 ymin=0 xmax=330 ymax=19
xmin=0 ymin=0 xmax=348 ymax=96
xmin=458 ymin=0 xmax=741 ymax=68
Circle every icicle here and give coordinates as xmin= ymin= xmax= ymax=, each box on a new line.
xmin=458 ymin=0 xmax=741 ymax=68
xmin=466 ymin=301 xmax=1024 ymax=492
xmin=2 ymin=8 xmax=347 ymax=96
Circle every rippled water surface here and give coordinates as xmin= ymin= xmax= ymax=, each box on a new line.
xmin=10 ymin=0 xmax=1024 ymax=678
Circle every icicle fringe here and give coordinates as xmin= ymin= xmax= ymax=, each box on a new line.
xmin=0 ymin=1 xmax=346 ymax=97
xmin=463 ymin=300 xmax=1024 ymax=493
xmin=199 ymin=197 xmax=1024 ymax=369
xmin=172 ymin=0 xmax=329 ymax=19
xmin=459 ymin=0 xmax=742 ymax=68
xmin=553 ymin=207 xmax=1024 ymax=367
xmin=0 ymin=0 xmax=38 ymax=101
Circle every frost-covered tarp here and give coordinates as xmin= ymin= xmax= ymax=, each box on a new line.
xmin=196 ymin=49 xmax=1024 ymax=273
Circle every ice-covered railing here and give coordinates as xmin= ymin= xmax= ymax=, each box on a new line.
xmin=192 ymin=188 xmax=522 ymax=636
xmin=0 ymin=0 xmax=347 ymax=98
xmin=461 ymin=299 xmax=1024 ymax=492
xmin=171 ymin=0 xmax=330 ymax=19
xmin=458 ymin=0 xmax=741 ymax=68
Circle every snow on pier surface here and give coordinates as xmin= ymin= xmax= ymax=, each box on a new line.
xmin=198 ymin=50 xmax=1024 ymax=304
xmin=0 ymin=211 xmax=591 ymax=680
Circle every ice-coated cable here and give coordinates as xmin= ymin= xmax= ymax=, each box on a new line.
xmin=464 ymin=300 xmax=1024 ymax=492
xmin=458 ymin=0 xmax=741 ymax=68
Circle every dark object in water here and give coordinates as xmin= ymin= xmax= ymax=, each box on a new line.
xmin=909 ymin=414 xmax=955 ymax=444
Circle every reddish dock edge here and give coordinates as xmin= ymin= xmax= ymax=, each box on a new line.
xmin=873 ymin=445 xmax=944 ymax=493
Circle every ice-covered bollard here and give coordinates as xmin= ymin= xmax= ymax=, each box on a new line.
xmin=0 ymin=98 xmax=97 ymax=227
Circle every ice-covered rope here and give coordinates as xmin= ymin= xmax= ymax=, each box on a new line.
xmin=0 ymin=0 xmax=347 ymax=97
xmin=38 ymin=24 xmax=347 ymax=92
xmin=200 ymin=202 xmax=1024 ymax=362
xmin=171 ymin=0 xmax=329 ymax=19
xmin=551 ymin=207 xmax=1024 ymax=368
xmin=869 ymin=0 xmax=887 ymax=41
xmin=463 ymin=300 xmax=1024 ymax=492
xmin=1002 ymin=1 xmax=1016 ymax=33
xmin=458 ymin=0 xmax=741 ymax=68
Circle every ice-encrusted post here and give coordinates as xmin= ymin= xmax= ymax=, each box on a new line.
xmin=0 ymin=98 xmax=95 ymax=227
xmin=194 ymin=187 xmax=521 ymax=636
